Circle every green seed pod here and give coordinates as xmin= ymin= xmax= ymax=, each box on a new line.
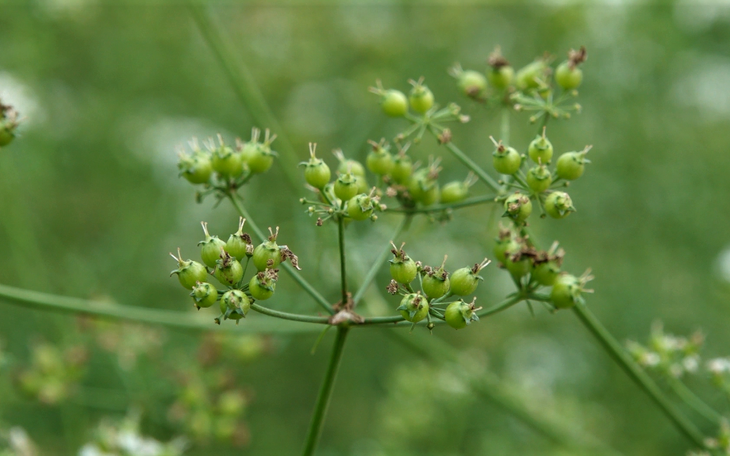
xmin=555 ymin=47 xmax=587 ymax=91
xmin=190 ymin=282 xmax=218 ymax=309
xmin=533 ymin=260 xmax=561 ymax=286
xmin=556 ymin=146 xmax=591 ymax=180
xmin=301 ymin=143 xmax=331 ymax=189
xmin=214 ymin=252 xmax=244 ymax=287
xmin=503 ymin=247 xmax=530 ymax=278
xmin=493 ymin=229 xmax=519 ymax=264
xmin=247 ymin=129 xmax=277 ymax=174
xmin=380 ymin=89 xmax=408 ymax=117
xmin=334 ymin=172 xmax=360 ymax=202
xmin=491 ymin=137 xmax=522 ymax=175
xmin=170 ymin=248 xmax=209 ymax=290
xmin=450 ymin=65 xmax=487 ymax=99
xmin=239 ymin=128 xmax=261 ymax=164
xmin=449 ymin=259 xmax=490 ymax=296
xmin=391 ymin=151 xmax=413 ymax=184
xmin=346 ymin=193 xmax=376 ymax=221
xmin=422 ymin=256 xmax=450 ymax=299
xmin=515 ymin=59 xmax=548 ymax=90
xmin=440 ymin=173 xmax=476 ymax=204
xmin=253 ymin=227 xmax=282 ymax=271
xmin=503 ymin=192 xmax=532 ymax=224
xmin=397 ymin=292 xmax=429 ymax=323
xmin=366 ymin=139 xmax=394 ymax=176
xmin=544 ymin=191 xmax=575 ymax=219
xmin=221 ymin=289 xmax=250 ymax=321
xmin=178 ymin=143 xmax=213 ymax=184
xmin=444 ymin=298 xmax=481 ymax=330
xmin=211 ymin=135 xmax=244 ymax=178
xmin=389 ymin=242 xmax=418 ymax=284
xmin=528 ymin=128 xmax=553 ymax=164
xmin=550 ymin=274 xmax=580 ymax=309
xmin=249 ymin=270 xmax=277 ymax=301
xmin=334 ymin=149 xmax=366 ymax=177
xmin=408 ymin=167 xmax=440 ymax=206
xmin=487 ymin=49 xmax=514 ymax=90
xmin=526 ymin=164 xmax=552 ymax=193
xmin=198 ymin=222 xmax=228 ymax=268
xmin=225 ymin=217 xmax=252 ymax=261
xmin=409 ymin=78 xmax=435 ymax=114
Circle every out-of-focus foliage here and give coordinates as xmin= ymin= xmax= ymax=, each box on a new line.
xmin=1 ymin=1 xmax=730 ymax=455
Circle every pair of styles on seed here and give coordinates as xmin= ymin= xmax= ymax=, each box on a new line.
xmin=170 ymin=219 xmax=297 ymax=324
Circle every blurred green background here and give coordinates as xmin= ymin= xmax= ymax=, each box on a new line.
xmin=1 ymin=1 xmax=730 ymax=455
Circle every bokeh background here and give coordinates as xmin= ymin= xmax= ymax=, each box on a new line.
xmin=1 ymin=1 xmax=730 ymax=455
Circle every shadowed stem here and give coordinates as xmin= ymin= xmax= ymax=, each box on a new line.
xmin=0 ymin=283 xmax=318 ymax=334
xmin=302 ymin=327 xmax=349 ymax=456
xmin=667 ymin=374 xmax=724 ymax=425
xmin=572 ymin=303 xmax=708 ymax=449
xmin=338 ymin=217 xmax=348 ymax=306
xmin=228 ymin=193 xmax=335 ymax=315
xmin=352 ymin=217 xmax=410 ymax=306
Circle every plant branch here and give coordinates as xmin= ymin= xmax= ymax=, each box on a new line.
xmin=0 ymin=283 xmax=318 ymax=334
xmin=667 ymin=376 xmax=724 ymax=425
xmin=572 ymin=303 xmax=708 ymax=449
xmin=352 ymin=217 xmax=410 ymax=306
xmin=228 ymin=193 xmax=335 ymax=315
xmin=385 ymin=194 xmax=499 ymax=214
xmin=426 ymin=125 xmax=502 ymax=192
xmin=250 ymin=303 xmax=330 ymax=325
xmin=302 ymin=327 xmax=349 ymax=456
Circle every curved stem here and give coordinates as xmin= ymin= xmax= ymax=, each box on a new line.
xmin=229 ymin=193 xmax=335 ymax=315
xmin=427 ymin=125 xmax=502 ymax=193
xmin=188 ymin=3 xmax=301 ymax=189
xmin=385 ymin=194 xmax=499 ymax=214
xmin=0 ymin=283 xmax=318 ymax=334
xmin=477 ymin=293 xmax=525 ymax=317
xmin=302 ymin=327 xmax=349 ymax=456
xmin=352 ymin=217 xmax=410 ymax=306
xmin=667 ymin=376 xmax=724 ymax=425
xmin=572 ymin=303 xmax=708 ymax=449
xmin=337 ymin=217 xmax=348 ymax=305
xmin=250 ymin=303 xmax=330 ymax=325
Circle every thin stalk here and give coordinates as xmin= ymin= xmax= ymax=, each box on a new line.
xmin=386 ymin=194 xmax=499 ymax=214
xmin=427 ymin=126 xmax=502 ymax=192
xmin=667 ymin=376 xmax=724 ymax=425
xmin=250 ymin=303 xmax=330 ymax=325
xmin=228 ymin=193 xmax=334 ymax=315
xmin=0 ymin=283 xmax=318 ymax=334
xmin=500 ymin=107 xmax=510 ymax=146
xmin=352 ymin=217 xmax=410 ymax=306
xmin=572 ymin=303 xmax=708 ymax=449
xmin=337 ymin=217 xmax=348 ymax=305
xmin=302 ymin=327 xmax=349 ymax=456
xmin=477 ymin=293 xmax=525 ymax=317
xmin=188 ymin=4 xmax=301 ymax=188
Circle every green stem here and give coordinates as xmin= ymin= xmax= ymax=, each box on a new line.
xmin=337 ymin=217 xmax=348 ymax=306
xmin=572 ymin=303 xmax=708 ymax=449
xmin=302 ymin=327 xmax=349 ymax=456
xmin=188 ymin=3 xmax=301 ymax=188
xmin=0 ymin=283 xmax=317 ymax=334
xmin=229 ymin=193 xmax=335 ymax=315
xmin=427 ymin=126 xmax=502 ymax=193
xmin=500 ymin=107 xmax=510 ymax=146
xmin=477 ymin=293 xmax=525 ymax=317
xmin=667 ymin=376 xmax=724 ymax=425
xmin=386 ymin=194 xmax=499 ymax=214
xmin=352 ymin=217 xmax=410 ymax=306
xmin=250 ymin=303 xmax=330 ymax=325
